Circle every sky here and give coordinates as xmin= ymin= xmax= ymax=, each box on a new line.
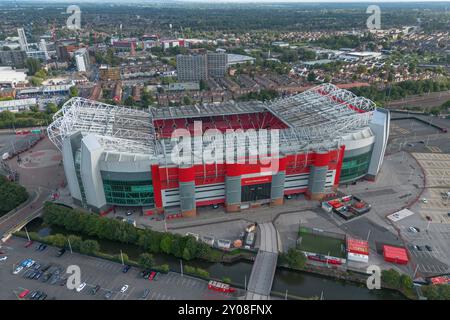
xmin=13 ymin=0 xmax=450 ymax=2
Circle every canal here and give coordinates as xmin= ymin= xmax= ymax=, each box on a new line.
xmin=25 ymin=218 xmax=405 ymax=300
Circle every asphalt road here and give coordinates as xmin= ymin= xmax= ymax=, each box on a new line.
xmin=0 ymin=236 xmax=243 ymax=300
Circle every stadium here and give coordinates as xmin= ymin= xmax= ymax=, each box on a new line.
xmin=47 ymin=83 xmax=390 ymax=216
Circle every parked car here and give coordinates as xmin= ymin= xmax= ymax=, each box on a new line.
xmin=425 ymin=245 xmax=433 ymax=251
xmin=122 ymin=265 xmax=131 ymax=273
xmin=13 ymin=266 xmax=24 ymax=274
xmin=91 ymin=285 xmax=101 ymax=295
xmin=148 ymin=271 xmax=156 ymax=281
xmin=56 ymin=248 xmax=66 ymax=257
xmin=59 ymin=277 xmax=68 ymax=286
xmin=38 ymin=293 xmax=47 ymax=300
xmin=120 ymin=285 xmax=129 ymax=293
xmin=19 ymin=289 xmax=30 ymax=299
xmin=416 ymin=245 xmax=423 ymax=251
xmin=408 ymin=227 xmax=418 ymax=233
xmin=39 ymin=244 xmax=47 ymax=252
xmin=34 ymin=271 xmax=43 ymax=280
xmin=33 ymin=263 xmax=41 ymax=270
xmin=104 ymin=291 xmax=113 ymax=299
xmin=76 ymin=282 xmax=87 ymax=292
xmin=24 ymin=241 xmax=34 ymax=248
xmin=426 ymin=215 xmax=432 ymax=221
xmin=40 ymin=264 xmax=52 ymax=272
xmin=29 ymin=291 xmax=38 ymax=299
xmin=141 ymin=289 xmax=150 ymax=299
xmin=421 ymin=198 xmax=428 ymax=204
xmin=0 ymin=256 xmax=7 ymax=262
xmin=33 ymin=291 xmax=43 ymax=300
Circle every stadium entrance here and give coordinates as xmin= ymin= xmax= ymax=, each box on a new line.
xmin=241 ymin=183 xmax=271 ymax=202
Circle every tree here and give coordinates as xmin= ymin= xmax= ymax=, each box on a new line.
xmin=160 ymin=234 xmax=173 ymax=254
xmin=138 ymin=253 xmax=155 ymax=270
xmin=80 ymin=239 xmax=100 ymax=254
xmin=307 ymin=72 xmax=316 ymax=83
xmin=30 ymin=76 xmax=43 ymax=86
xmin=25 ymin=58 xmax=41 ymax=75
xmin=422 ymin=284 xmax=450 ymax=300
xmin=283 ymin=248 xmax=306 ymax=269
xmin=183 ymin=96 xmax=193 ymax=105
xmin=69 ymin=86 xmax=79 ymax=98
xmin=46 ymin=233 xmax=67 ymax=248
xmin=67 ymin=235 xmax=83 ymax=251
xmin=0 ymin=176 xmax=28 ymax=216
xmin=124 ymin=96 xmax=134 ymax=106
xmin=45 ymin=102 xmax=58 ymax=114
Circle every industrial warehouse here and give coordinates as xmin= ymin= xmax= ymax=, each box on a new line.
xmin=47 ymin=83 xmax=390 ymax=216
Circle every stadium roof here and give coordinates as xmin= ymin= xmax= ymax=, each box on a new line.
xmin=48 ymin=83 xmax=376 ymax=158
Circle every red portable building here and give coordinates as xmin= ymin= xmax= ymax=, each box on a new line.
xmin=383 ymin=245 xmax=409 ymax=265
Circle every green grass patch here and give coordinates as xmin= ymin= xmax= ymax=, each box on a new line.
xmin=297 ymin=232 xmax=346 ymax=258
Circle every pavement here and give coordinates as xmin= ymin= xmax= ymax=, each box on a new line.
xmin=0 ymin=137 xmax=65 ymax=239
xmin=0 ymin=236 xmax=244 ymax=300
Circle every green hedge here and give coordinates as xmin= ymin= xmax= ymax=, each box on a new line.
xmin=42 ymin=202 xmax=218 ymax=262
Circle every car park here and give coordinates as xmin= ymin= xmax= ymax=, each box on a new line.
xmin=76 ymin=282 xmax=87 ymax=292
xmin=120 ymin=285 xmax=129 ymax=293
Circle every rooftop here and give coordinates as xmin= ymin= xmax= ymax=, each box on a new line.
xmin=48 ymin=83 xmax=377 ymax=159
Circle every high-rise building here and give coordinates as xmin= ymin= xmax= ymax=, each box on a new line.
xmin=207 ymin=53 xmax=228 ymax=79
xmin=0 ymin=50 xmax=27 ymax=68
xmin=74 ymin=48 xmax=90 ymax=72
xmin=176 ymin=52 xmax=228 ymax=82
xmin=17 ymin=28 xmax=29 ymax=52
xmin=176 ymin=54 xmax=208 ymax=82
xmin=39 ymin=39 xmax=49 ymax=60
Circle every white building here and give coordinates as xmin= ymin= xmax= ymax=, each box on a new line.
xmin=0 ymin=67 xmax=28 ymax=87
xmin=74 ymin=48 xmax=90 ymax=73
xmin=17 ymin=28 xmax=29 ymax=51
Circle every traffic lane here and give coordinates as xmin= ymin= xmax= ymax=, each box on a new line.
xmin=0 ymin=236 xmax=242 ymax=300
